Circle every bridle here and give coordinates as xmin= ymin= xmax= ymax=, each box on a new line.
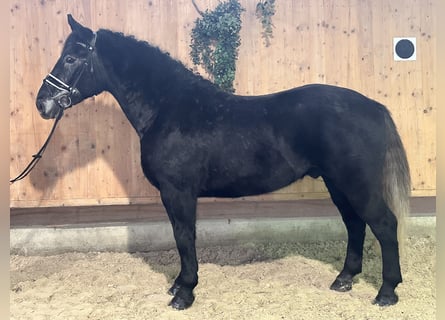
xmin=10 ymin=33 xmax=97 ymax=184
xmin=43 ymin=32 xmax=97 ymax=110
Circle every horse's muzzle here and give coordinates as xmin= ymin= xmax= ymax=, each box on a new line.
xmin=36 ymin=97 xmax=62 ymax=119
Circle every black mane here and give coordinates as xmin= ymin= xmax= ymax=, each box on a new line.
xmin=96 ymin=28 xmax=227 ymax=96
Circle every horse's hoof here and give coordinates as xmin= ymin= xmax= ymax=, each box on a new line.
xmin=168 ymin=283 xmax=181 ymax=296
xmin=372 ymin=292 xmax=398 ymax=306
xmin=168 ymin=291 xmax=195 ymax=310
xmin=330 ymin=278 xmax=353 ymax=292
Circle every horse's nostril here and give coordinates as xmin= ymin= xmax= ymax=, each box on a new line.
xmin=36 ymin=99 xmax=43 ymax=112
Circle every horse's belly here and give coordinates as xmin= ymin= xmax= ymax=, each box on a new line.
xmin=200 ymin=151 xmax=309 ymax=198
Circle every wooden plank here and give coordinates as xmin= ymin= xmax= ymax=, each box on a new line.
xmin=10 ymin=197 xmax=436 ymax=227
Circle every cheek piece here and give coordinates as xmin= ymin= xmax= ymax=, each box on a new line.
xmin=43 ymin=32 xmax=96 ymax=110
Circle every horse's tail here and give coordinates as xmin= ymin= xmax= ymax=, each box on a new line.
xmin=382 ymin=111 xmax=411 ymax=255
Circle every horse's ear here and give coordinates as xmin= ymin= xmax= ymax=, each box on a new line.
xmin=67 ymin=14 xmax=93 ymax=37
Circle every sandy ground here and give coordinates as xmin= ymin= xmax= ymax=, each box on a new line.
xmin=10 ymin=235 xmax=435 ymax=320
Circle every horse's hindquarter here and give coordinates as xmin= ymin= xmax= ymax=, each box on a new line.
xmin=280 ymin=84 xmax=389 ymax=186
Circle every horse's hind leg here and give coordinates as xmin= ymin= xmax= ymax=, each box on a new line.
xmin=325 ymin=177 xmax=401 ymax=306
xmin=160 ymin=183 xmax=199 ymax=310
xmin=324 ymin=178 xmax=366 ymax=292
xmin=362 ymin=200 xmax=401 ymax=306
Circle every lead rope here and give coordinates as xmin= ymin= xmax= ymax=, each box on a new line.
xmin=10 ymin=110 xmax=64 ymax=184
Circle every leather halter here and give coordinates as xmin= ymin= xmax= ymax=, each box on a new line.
xmin=43 ymin=32 xmax=97 ymax=109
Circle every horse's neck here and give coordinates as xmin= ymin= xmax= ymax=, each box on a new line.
xmin=108 ymin=82 xmax=158 ymax=138
xmin=96 ymin=30 xmax=226 ymax=137
xmin=98 ymin=34 xmax=168 ymax=137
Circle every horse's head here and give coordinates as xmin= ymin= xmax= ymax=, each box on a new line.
xmin=36 ymin=14 xmax=103 ymax=119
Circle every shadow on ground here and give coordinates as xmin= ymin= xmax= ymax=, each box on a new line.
xmin=134 ymin=236 xmax=383 ymax=289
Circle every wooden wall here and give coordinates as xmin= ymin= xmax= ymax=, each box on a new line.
xmin=10 ymin=0 xmax=436 ymax=208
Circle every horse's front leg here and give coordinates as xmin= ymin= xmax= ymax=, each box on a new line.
xmin=160 ymin=184 xmax=199 ymax=310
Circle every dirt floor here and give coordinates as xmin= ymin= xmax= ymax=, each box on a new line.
xmin=10 ymin=234 xmax=435 ymax=320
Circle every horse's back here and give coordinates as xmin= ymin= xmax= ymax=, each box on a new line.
xmin=229 ymin=84 xmax=391 ymax=193
xmin=252 ymin=83 xmax=389 ymax=160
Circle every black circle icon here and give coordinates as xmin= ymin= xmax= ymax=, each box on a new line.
xmin=395 ymin=39 xmax=415 ymax=59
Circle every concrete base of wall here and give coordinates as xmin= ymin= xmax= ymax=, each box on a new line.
xmin=10 ymin=216 xmax=435 ymax=255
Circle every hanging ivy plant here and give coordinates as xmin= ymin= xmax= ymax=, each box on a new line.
xmin=256 ymin=0 xmax=276 ymax=47
xmin=190 ymin=0 xmax=244 ymax=93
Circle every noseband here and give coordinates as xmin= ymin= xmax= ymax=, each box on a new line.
xmin=43 ymin=32 xmax=97 ymax=110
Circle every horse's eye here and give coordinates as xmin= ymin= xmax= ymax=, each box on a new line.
xmin=64 ymin=56 xmax=76 ymax=64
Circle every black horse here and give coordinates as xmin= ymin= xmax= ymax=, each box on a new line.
xmin=36 ymin=15 xmax=410 ymax=310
